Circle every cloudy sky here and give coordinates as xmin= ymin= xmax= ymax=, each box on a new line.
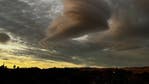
xmin=0 ymin=0 xmax=149 ymax=68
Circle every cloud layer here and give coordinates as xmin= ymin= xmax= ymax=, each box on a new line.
xmin=1 ymin=0 xmax=149 ymax=67
xmin=41 ymin=0 xmax=110 ymax=42
xmin=38 ymin=0 xmax=149 ymax=67
xmin=42 ymin=0 xmax=149 ymax=49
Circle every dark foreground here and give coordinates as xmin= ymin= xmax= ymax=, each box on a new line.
xmin=0 ymin=66 xmax=149 ymax=84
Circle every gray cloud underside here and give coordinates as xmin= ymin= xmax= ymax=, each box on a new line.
xmin=0 ymin=0 xmax=149 ymax=67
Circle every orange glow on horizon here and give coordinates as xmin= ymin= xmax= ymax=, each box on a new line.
xmin=0 ymin=42 xmax=83 ymax=69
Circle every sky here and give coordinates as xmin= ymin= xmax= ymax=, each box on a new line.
xmin=0 ymin=0 xmax=149 ymax=68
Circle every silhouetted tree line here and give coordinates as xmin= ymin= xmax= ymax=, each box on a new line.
xmin=0 ymin=65 xmax=149 ymax=84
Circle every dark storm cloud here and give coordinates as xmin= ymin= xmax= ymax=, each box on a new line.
xmin=41 ymin=0 xmax=149 ymax=48
xmin=40 ymin=0 xmax=110 ymax=44
xmin=107 ymin=0 xmax=149 ymax=38
xmin=1 ymin=0 xmax=149 ymax=67
xmin=81 ymin=0 xmax=149 ymax=50
xmin=37 ymin=0 xmax=149 ymax=67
